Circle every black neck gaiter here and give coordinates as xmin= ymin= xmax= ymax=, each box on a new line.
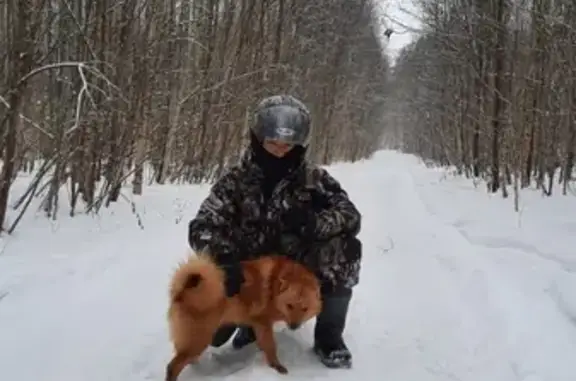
xmin=249 ymin=132 xmax=306 ymax=200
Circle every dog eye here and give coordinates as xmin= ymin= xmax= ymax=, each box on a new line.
xmin=287 ymin=303 xmax=294 ymax=310
xmin=301 ymin=307 xmax=308 ymax=312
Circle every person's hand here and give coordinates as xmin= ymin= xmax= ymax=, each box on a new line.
xmin=220 ymin=262 xmax=244 ymax=297
xmin=284 ymin=207 xmax=317 ymax=242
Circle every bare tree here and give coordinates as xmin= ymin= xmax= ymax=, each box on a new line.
xmin=0 ymin=0 xmax=391 ymax=233
xmin=386 ymin=0 xmax=576 ymax=206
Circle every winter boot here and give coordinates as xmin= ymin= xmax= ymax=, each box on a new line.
xmin=232 ymin=326 xmax=256 ymax=349
xmin=313 ymin=289 xmax=353 ymax=369
xmin=211 ymin=325 xmax=238 ymax=347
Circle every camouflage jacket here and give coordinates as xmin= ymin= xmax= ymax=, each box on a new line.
xmin=187 ymin=149 xmax=361 ymax=265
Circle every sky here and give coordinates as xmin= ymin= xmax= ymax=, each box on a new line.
xmin=376 ymin=0 xmax=423 ymax=64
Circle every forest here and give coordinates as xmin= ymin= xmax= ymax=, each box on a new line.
xmin=4 ymin=0 xmax=573 ymax=234
xmin=387 ymin=0 xmax=576 ymax=208
xmin=0 ymin=0 xmax=390 ymax=232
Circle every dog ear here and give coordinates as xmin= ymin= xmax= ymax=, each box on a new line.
xmin=273 ymin=264 xmax=288 ymax=293
xmin=278 ymin=277 xmax=289 ymax=293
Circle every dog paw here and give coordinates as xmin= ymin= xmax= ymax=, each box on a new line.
xmin=270 ymin=362 xmax=288 ymax=374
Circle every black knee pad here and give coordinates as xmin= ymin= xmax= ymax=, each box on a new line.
xmin=342 ymin=236 xmax=362 ymax=262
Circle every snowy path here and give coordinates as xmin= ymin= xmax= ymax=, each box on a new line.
xmin=1 ymin=150 xmax=576 ymax=381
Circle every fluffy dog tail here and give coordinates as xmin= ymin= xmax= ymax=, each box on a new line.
xmin=169 ymin=251 xmax=226 ymax=312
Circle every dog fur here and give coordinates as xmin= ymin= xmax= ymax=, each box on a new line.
xmin=165 ymin=251 xmax=322 ymax=381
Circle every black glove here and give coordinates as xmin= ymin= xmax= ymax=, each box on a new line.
xmin=284 ymin=207 xmax=317 ymax=243
xmin=220 ymin=262 xmax=244 ymax=297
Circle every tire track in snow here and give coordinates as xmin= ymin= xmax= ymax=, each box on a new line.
xmin=346 ymin=168 xmax=516 ymax=381
xmin=411 ymin=170 xmax=576 ymax=328
xmin=448 ymin=218 xmax=576 ymax=273
xmin=404 ymin=169 xmax=576 ymax=381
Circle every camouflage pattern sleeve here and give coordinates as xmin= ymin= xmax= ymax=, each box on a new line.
xmin=312 ymin=168 xmax=361 ymax=240
xmin=187 ymin=170 xmax=241 ymax=264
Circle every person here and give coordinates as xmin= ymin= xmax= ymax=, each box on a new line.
xmin=187 ymin=94 xmax=362 ymax=369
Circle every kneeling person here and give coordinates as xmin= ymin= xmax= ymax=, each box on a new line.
xmin=187 ymin=94 xmax=362 ymax=369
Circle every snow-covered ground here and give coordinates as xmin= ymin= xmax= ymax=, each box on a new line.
xmin=1 ymin=150 xmax=575 ymax=381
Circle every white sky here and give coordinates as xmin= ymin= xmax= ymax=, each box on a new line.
xmin=376 ymin=0 xmax=423 ymax=64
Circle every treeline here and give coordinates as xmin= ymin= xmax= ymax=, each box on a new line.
xmin=0 ymin=0 xmax=390 ymax=232
xmin=386 ymin=0 xmax=576 ymax=202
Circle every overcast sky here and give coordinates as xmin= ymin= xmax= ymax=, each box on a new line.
xmin=377 ymin=0 xmax=423 ymax=64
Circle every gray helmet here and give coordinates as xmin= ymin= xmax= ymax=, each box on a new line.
xmin=251 ymin=94 xmax=311 ymax=146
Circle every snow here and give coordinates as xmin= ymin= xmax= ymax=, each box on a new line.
xmin=1 ymin=149 xmax=576 ymax=381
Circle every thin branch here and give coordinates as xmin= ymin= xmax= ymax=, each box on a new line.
xmin=0 ymin=95 xmax=54 ymax=139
